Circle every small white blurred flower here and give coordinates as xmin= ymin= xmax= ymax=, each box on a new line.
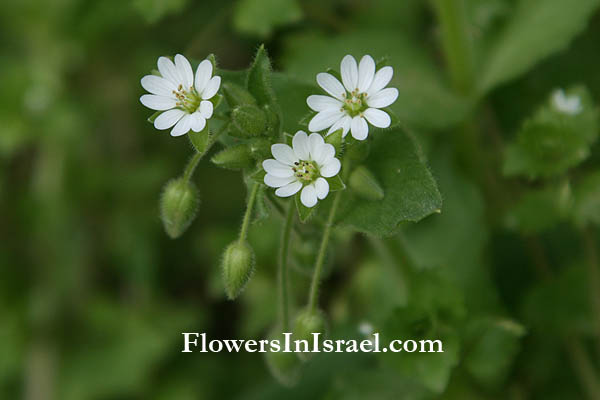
xmin=140 ymin=54 xmax=221 ymax=136
xmin=552 ymin=89 xmax=582 ymax=115
xmin=358 ymin=321 xmax=374 ymax=336
xmin=307 ymin=54 xmax=398 ymax=141
xmin=263 ymin=131 xmax=341 ymax=208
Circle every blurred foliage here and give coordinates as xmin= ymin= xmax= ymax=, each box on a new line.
xmin=2 ymin=0 xmax=600 ymax=399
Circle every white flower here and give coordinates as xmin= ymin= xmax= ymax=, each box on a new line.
xmin=552 ymin=89 xmax=582 ymax=115
xmin=263 ymin=131 xmax=341 ymax=208
xmin=140 ymin=54 xmax=221 ymax=136
xmin=307 ymin=54 xmax=398 ymax=141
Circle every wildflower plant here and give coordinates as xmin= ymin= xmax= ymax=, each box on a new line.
xmin=140 ymin=46 xmax=442 ymax=384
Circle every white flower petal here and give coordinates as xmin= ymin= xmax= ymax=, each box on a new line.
xmin=308 ymin=109 xmax=344 ymax=132
xmin=154 ymin=109 xmax=185 ymax=130
xmin=307 ymin=95 xmax=342 ymax=112
xmin=157 ymin=56 xmax=182 ymax=86
xmin=367 ymin=87 xmax=398 ymax=109
xmin=357 ymin=55 xmax=376 ymax=93
xmin=271 ymin=143 xmax=298 ymax=165
xmin=314 ymin=143 xmax=335 ymax=166
xmin=199 ymin=100 xmax=213 ymax=119
xmin=316 ymin=73 xmax=346 ymax=100
xmin=195 ymin=60 xmax=213 ymax=93
xmin=170 ymin=114 xmax=192 ymax=136
xmin=140 ymin=94 xmax=177 ymax=111
xmin=308 ymin=133 xmax=325 ymax=163
xmin=262 ymin=159 xmax=294 ymax=178
xmin=363 ymin=108 xmax=391 ymax=128
xmin=201 ymin=76 xmax=221 ymax=99
xmin=327 ymin=115 xmax=352 ymax=137
xmin=367 ymin=66 xmax=394 ymax=96
xmin=265 ymin=174 xmax=296 ymax=188
xmin=174 ymin=54 xmax=193 ymax=89
xmin=351 ymin=116 xmax=369 ymax=141
xmin=292 ymin=131 xmax=310 ymax=160
xmin=300 ymin=184 xmax=318 ymax=208
xmin=141 ymin=75 xmax=176 ymax=97
xmin=275 ymin=181 xmax=303 ymax=197
xmin=341 ymin=55 xmax=358 ymax=92
xmin=314 ymin=177 xmax=329 ymax=200
xmin=189 ymin=112 xmax=206 ymax=132
xmin=320 ymin=158 xmax=341 ymax=178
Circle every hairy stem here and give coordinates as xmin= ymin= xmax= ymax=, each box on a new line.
xmin=183 ymin=122 xmax=229 ymax=182
xmin=239 ymin=183 xmax=260 ymax=242
xmin=278 ymin=201 xmax=295 ymax=331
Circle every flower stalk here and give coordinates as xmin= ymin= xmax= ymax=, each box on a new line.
xmin=278 ymin=201 xmax=295 ymax=331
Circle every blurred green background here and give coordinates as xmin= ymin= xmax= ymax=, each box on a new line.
xmin=3 ymin=0 xmax=600 ymax=398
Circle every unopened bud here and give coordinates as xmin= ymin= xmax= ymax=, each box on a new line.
xmin=222 ymin=82 xmax=256 ymax=108
xmin=160 ymin=178 xmax=200 ymax=239
xmin=349 ymin=166 xmax=384 ymax=200
xmin=229 ymin=104 xmax=267 ymax=138
xmin=264 ymin=330 xmax=301 ymax=386
xmin=221 ymin=240 xmax=255 ymax=300
xmin=211 ymin=144 xmax=254 ymax=170
xmin=293 ymin=308 xmax=327 ymax=361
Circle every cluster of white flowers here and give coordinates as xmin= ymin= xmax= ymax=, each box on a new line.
xmin=140 ymin=53 xmax=398 ymax=208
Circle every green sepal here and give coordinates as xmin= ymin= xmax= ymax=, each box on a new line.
xmin=207 ymin=53 xmax=217 ymax=70
xmin=248 ymin=168 xmax=266 ymax=185
xmin=159 ymin=178 xmax=200 ymax=239
xmin=375 ymin=56 xmax=390 ymax=69
xmin=349 ymin=166 xmax=384 ymax=200
xmin=295 ymin=192 xmax=315 ymax=223
xmin=229 ymin=104 xmax=267 ymax=138
xmin=325 ymin=129 xmax=344 ymax=155
xmin=150 ymin=69 xmax=161 ymax=77
xmin=147 ymin=111 xmax=161 ymax=124
xmin=327 ymin=175 xmax=346 ymax=192
xmin=188 ymin=124 xmax=211 ymax=154
xmin=211 ymin=144 xmax=254 ymax=170
xmin=325 ymin=68 xmax=342 ymax=82
xmin=222 ymin=82 xmax=257 ymax=108
xmin=248 ymin=137 xmax=271 ymax=161
xmin=283 ymin=132 xmax=294 ymax=146
xmin=221 ymin=240 xmax=255 ymax=300
xmin=293 ymin=308 xmax=327 ymax=361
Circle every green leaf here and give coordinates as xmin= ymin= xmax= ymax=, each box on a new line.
xmin=327 ymin=175 xmax=345 ymax=192
xmin=295 ymin=193 xmax=315 ymax=223
xmin=572 ymin=170 xmax=600 ymax=227
xmin=132 ymin=0 xmax=189 ymax=23
xmin=341 ymin=128 xmax=442 ymax=236
xmin=478 ymin=0 xmax=600 ymax=93
xmin=503 ymin=86 xmax=599 ymax=179
xmin=187 ymin=124 xmax=210 ymax=154
xmin=233 ymin=0 xmax=302 ymax=38
xmin=348 ymin=165 xmax=384 ymax=201
xmin=281 ymin=29 xmax=472 ymax=131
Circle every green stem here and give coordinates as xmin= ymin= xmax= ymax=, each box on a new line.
xmin=239 ymin=183 xmax=260 ymax=242
xmin=278 ymin=201 xmax=295 ymax=331
xmin=183 ymin=122 xmax=229 ymax=183
xmin=565 ymin=339 xmax=600 ymax=400
xmin=433 ymin=0 xmax=474 ymax=94
xmin=582 ymin=227 xmax=600 ymax=360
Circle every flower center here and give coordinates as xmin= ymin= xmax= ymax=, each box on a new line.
xmin=342 ymin=89 xmax=368 ymax=117
xmin=173 ymin=84 xmax=201 ymax=114
xmin=292 ymin=160 xmax=319 ymax=183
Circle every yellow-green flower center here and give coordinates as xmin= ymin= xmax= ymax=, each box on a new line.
xmin=342 ymin=89 xmax=368 ymax=117
xmin=292 ymin=160 xmax=319 ymax=183
xmin=173 ymin=84 xmax=200 ymax=113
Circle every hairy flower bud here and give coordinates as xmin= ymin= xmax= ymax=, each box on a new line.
xmin=221 ymin=82 xmax=257 ymax=108
xmin=349 ymin=166 xmax=384 ymax=200
xmin=293 ymin=308 xmax=327 ymax=361
xmin=221 ymin=240 xmax=255 ymax=300
xmin=159 ymin=178 xmax=200 ymax=239
xmin=229 ymin=104 xmax=267 ymax=138
xmin=211 ymin=144 xmax=255 ymax=170
xmin=264 ymin=330 xmax=301 ymax=387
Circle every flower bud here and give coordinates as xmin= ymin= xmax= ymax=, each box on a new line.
xmin=229 ymin=104 xmax=267 ymax=138
xmin=349 ymin=166 xmax=384 ymax=200
xmin=264 ymin=329 xmax=301 ymax=387
xmin=221 ymin=82 xmax=257 ymax=108
xmin=293 ymin=308 xmax=327 ymax=361
xmin=221 ymin=240 xmax=255 ymax=300
xmin=160 ymin=178 xmax=200 ymax=239
xmin=211 ymin=144 xmax=255 ymax=170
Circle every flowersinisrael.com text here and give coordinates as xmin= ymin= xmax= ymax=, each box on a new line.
xmin=181 ymin=333 xmax=443 ymax=354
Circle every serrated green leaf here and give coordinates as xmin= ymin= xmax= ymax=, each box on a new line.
xmin=340 ymin=128 xmax=442 ymax=236
xmin=478 ymin=0 xmax=600 ymax=93
xmin=295 ymin=193 xmax=315 ymax=223
xmin=233 ymin=0 xmax=302 ymax=38
xmin=188 ymin=124 xmax=210 ymax=154
xmin=326 ymin=175 xmax=345 ymax=192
